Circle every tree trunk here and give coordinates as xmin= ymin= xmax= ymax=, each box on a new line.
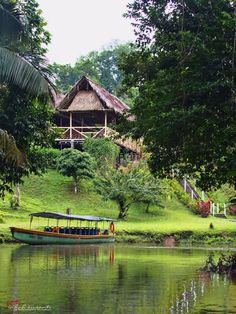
xmin=74 ymin=178 xmax=79 ymax=193
xmin=117 ymin=200 xmax=129 ymax=219
xmin=145 ymin=202 xmax=151 ymax=213
xmin=15 ymin=183 xmax=21 ymax=208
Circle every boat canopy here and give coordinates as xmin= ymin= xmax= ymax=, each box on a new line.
xmin=30 ymin=212 xmax=116 ymax=222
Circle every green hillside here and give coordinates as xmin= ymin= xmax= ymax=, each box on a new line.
xmin=1 ymin=170 xmax=236 ymax=244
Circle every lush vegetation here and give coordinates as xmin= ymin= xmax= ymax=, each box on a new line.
xmin=120 ymin=0 xmax=236 ymax=190
xmin=57 ymin=149 xmax=95 ymax=193
xmin=1 ymin=170 xmax=236 ymax=244
xmin=83 ymin=138 xmax=119 ymax=175
xmin=95 ymin=163 xmax=164 ymax=219
xmin=0 ymin=0 xmax=54 ymax=196
xmin=50 ymin=43 xmax=130 ymax=95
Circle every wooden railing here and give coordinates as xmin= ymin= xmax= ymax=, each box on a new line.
xmin=54 ymin=126 xmax=106 ymax=140
xmin=53 ymin=126 xmax=141 ymax=154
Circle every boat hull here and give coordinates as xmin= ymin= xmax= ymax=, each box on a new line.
xmin=10 ymin=227 xmax=115 ymax=245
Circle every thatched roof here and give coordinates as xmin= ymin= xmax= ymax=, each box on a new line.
xmin=57 ymin=76 xmax=129 ymax=114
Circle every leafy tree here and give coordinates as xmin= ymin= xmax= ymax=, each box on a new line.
xmin=120 ymin=0 xmax=236 ymax=190
xmin=57 ymin=149 xmax=96 ymax=193
xmin=0 ymin=0 xmax=54 ymax=197
xmin=96 ymin=164 xmax=163 ymax=219
xmin=50 ymin=51 xmax=100 ymax=93
xmin=50 ymin=43 xmax=131 ymax=95
xmin=83 ymin=138 xmax=119 ymax=175
xmin=0 ymin=0 xmax=51 ymax=98
xmin=0 ymin=85 xmax=55 ymax=197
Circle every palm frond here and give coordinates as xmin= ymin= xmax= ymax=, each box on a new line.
xmin=0 ymin=129 xmax=25 ymax=166
xmin=0 ymin=4 xmax=23 ymax=40
xmin=0 ymin=46 xmax=49 ymax=98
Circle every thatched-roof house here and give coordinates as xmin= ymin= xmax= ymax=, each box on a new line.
xmin=53 ymin=76 xmax=140 ymax=156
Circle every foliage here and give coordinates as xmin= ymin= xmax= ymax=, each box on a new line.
xmin=0 ymin=0 xmax=54 ymax=196
xmin=120 ymin=0 xmax=236 ymax=190
xmin=57 ymin=149 xmax=96 ymax=193
xmin=167 ymin=179 xmax=197 ymax=211
xmin=0 ymin=0 xmax=51 ymax=98
xmin=229 ymin=205 xmax=236 ymax=215
xmin=83 ymin=138 xmax=119 ymax=175
xmin=36 ymin=147 xmax=61 ymax=169
xmin=203 ymin=252 xmax=236 ymax=274
xmin=95 ymin=163 xmax=163 ymax=219
xmin=196 ymin=201 xmax=211 ymax=218
xmin=50 ymin=43 xmax=131 ymax=96
xmin=2 ymin=170 xmax=236 ymax=244
xmin=0 ymin=86 xmax=55 ymax=196
xmin=0 ymin=129 xmax=24 ymax=166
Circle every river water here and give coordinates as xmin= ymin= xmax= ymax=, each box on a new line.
xmin=0 ymin=244 xmax=236 ymax=314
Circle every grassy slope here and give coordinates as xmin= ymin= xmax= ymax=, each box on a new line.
xmin=0 ymin=170 xmax=236 ymax=242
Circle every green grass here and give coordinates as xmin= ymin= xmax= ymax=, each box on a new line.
xmin=1 ymin=170 xmax=236 ymax=243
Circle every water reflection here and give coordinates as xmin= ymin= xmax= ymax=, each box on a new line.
xmin=0 ymin=245 xmax=235 ymax=314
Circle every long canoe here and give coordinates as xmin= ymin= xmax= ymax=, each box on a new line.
xmin=10 ymin=227 xmax=115 ymax=245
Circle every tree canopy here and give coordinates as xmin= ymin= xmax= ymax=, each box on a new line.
xmin=50 ymin=43 xmax=131 ymax=96
xmin=120 ymin=0 xmax=236 ymax=190
xmin=83 ymin=138 xmax=119 ymax=175
xmin=96 ymin=163 xmax=163 ymax=219
xmin=0 ymin=0 xmax=51 ymax=98
xmin=0 ymin=0 xmax=54 ymax=196
xmin=57 ymin=149 xmax=96 ymax=193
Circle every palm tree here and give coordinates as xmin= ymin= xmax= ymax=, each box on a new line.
xmin=0 ymin=0 xmax=50 ymax=98
xmin=0 ymin=1 xmax=53 ymax=165
xmin=0 ymin=129 xmax=24 ymax=166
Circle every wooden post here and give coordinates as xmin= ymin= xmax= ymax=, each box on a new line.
xmin=210 ymin=201 xmax=213 ymax=214
xmin=104 ymin=111 xmax=107 ymax=136
xmin=69 ymin=112 xmax=72 ymax=139
xmin=212 ymin=203 xmax=215 ymax=216
xmin=184 ymin=179 xmax=187 ymax=192
xmin=191 ymin=189 xmax=194 ymax=199
xmin=201 ymin=191 xmax=205 ymax=201
xmin=81 ymin=116 xmax=84 ymax=132
xmin=217 ymin=203 xmax=219 ymax=214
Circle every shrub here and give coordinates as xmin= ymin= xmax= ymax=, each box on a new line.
xmin=83 ymin=138 xmax=119 ymax=174
xmin=196 ymin=201 xmax=211 ymax=217
xmin=229 ymin=204 xmax=236 ymax=215
xmin=39 ymin=148 xmax=61 ymax=169
xmin=57 ymin=149 xmax=96 ymax=193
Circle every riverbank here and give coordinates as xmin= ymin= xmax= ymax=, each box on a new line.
xmin=2 ymin=225 xmax=236 ymax=247
xmin=1 ymin=170 xmax=236 ymax=246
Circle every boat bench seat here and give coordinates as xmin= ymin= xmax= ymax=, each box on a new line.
xmin=44 ymin=227 xmax=100 ymax=235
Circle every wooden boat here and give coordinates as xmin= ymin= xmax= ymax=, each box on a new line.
xmin=10 ymin=212 xmax=116 ymax=245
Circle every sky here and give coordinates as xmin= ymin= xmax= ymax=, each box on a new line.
xmin=38 ymin=0 xmax=135 ymax=65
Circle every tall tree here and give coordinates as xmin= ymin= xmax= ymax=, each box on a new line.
xmin=0 ymin=0 xmax=51 ymax=98
xmin=50 ymin=43 xmax=131 ymax=95
xmin=120 ymin=0 xmax=236 ymax=190
xmin=0 ymin=0 xmax=54 ymax=197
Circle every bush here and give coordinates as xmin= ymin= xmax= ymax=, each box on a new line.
xmin=196 ymin=201 xmax=211 ymax=217
xmin=229 ymin=204 xmax=236 ymax=215
xmin=37 ymin=148 xmax=61 ymax=169
xmin=83 ymin=138 xmax=119 ymax=174
xmin=57 ymin=149 xmax=96 ymax=193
